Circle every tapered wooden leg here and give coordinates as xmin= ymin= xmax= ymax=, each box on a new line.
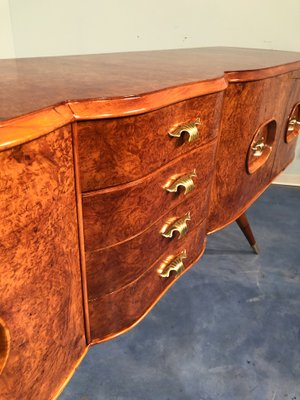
xmin=236 ymin=212 xmax=259 ymax=254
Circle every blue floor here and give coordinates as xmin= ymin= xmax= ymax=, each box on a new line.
xmin=60 ymin=184 xmax=300 ymax=400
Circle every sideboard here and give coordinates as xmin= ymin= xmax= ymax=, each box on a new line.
xmin=0 ymin=47 xmax=299 ymax=400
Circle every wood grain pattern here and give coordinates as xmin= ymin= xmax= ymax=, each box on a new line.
xmin=86 ymin=190 xmax=206 ymax=298
xmin=272 ymin=71 xmax=300 ymax=177
xmin=1 ymin=48 xmax=300 ymax=152
xmin=82 ymin=140 xmax=217 ymax=251
xmin=0 ymin=126 xmax=86 ymax=400
xmin=1 ymin=48 xmax=300 ymax=122
xmin=208 ymin=73 xmax=295 ymax=233
xmin=77 ymin=92 xmax=223 ymax=191
xmin=89 ymin=220 xmax=206 ymax=342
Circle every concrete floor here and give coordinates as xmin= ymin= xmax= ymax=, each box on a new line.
xmin=60 ymin=184 xmax=300 ymax=400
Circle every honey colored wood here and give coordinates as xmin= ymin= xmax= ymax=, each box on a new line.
xmin=272 ymin=71 xmax=300 ymax=177
xmin=208 ymin=73 xmax=295 ymax=233
xmin=1 ymin=48 xmax=300 ymax=152
xmin=78 ymin=92 xmax=223 ymax=191
xmin=86 ymin=190 xmax=206 ymax=298
xmin=0 ymin=318 xmax=10 ymax=376
xmin=0 ymin=48 xmax=300 ymax=400
xmin=0 ymin=126 xmax=86 ymax=400
xmin=89 ymin=220 xmax=206 ymax=342
xmin=71 ymin=122 xmax=91 ymax=344
xmin=82 ymin=140 xmax=217 ymax=251
xmin=0 ymin=104 xmax=75 ymax=152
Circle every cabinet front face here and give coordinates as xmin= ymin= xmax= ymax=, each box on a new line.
xmin=272 ymin=70 xmax=300 ymax=177
xmin=89 ymin=219 xmax=206 ymax=342
xmin=77 ymin=92 xmax=223 ymax=192
xmin=0 ymin=126 xmax=86 ymax=400
xmin=208 ymin=73 xmax=297 ymax=233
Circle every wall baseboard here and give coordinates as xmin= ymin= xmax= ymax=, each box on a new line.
xmin=273 ymin=175 xmax=300 ymax=186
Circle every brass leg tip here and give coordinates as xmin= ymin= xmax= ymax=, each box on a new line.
xmin=252 ymin=244 xmax=259 ymax=255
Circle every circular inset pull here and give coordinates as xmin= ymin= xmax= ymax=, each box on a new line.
xmin=247 ymin=120 xmax=276 ymax=174
xmin=0 ymin=318 xmax=10 ymax=375
xmin=286 ymin=103 xmax=300 ymax=143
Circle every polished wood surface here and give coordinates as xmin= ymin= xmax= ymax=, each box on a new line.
xmin=86 ymin=191 xmax=206 ymax=298
xmin=0 ymin=48 xmax=299 ymax=400
xmin=272 ymin=71 xmax=300 ymax=177
xmin=89 ymin=220 xmax=206 ymax=342
xmin=0 ymin=127 xmax=86 ymax=400
xmin=82 ymin=141 xmax=216 ymax=250
xmin=2 ymin=47 xmax=300 ymax=122
xmin=1 ymin=48 xmax=300 ymax=153
xmin=208 ymin=73 xmax=295 ymax=233
xmin=77 ymin=92 xmax=222 ymax=191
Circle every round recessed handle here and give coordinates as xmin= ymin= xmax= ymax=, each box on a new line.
xmin=251 ymin=137 xmax=271 ymax=157
xmin=247 ymin=120 xmax=276 ymax=174
xmin=0 ymin=318 xmax=10 ymax=375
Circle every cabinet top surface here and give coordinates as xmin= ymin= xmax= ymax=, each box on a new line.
xmin=1 ymin=47 xmax=300 ymax=121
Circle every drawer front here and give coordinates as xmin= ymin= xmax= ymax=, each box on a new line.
xmin=88 ymin=220 xmax=206 ymax=342
xmin=77 ymin=92 xmax=223 ymax=192
xmin=83 ymin=140 xmax=217 ymax=251
xmin=86 ymin=192 xmax=206 ymax=298
xmin=208 ymin=73 xmax=294 ymax=232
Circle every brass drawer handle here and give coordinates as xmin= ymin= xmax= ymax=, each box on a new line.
xmin=287 ymin=118 xmax=300 ymax=134
xmin=251 ymin=138 xmax=270 ymax=157
xmin=168 ymin=118 xmax=200 ymax=143
xmin=165 ymin=170 xmax=196 ymax=195
xmin=158 ymin=250 xmax=187 ymax=278
xmin=161 ymin=212 xmax=191 ymax=239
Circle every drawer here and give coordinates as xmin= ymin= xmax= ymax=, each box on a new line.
xmin=86 ymin=192 xmax=206 ymax=298
xmin=82 ymin=140 xmax=217 ymax=251
xmin=77 ymin=92 xmax=223 ymax=192
xmin=88 ymin=219 xmax=206 ymax=342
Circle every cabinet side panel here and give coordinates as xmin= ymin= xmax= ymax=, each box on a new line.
xmin=0 ymin=126 xmax=86 ymax=400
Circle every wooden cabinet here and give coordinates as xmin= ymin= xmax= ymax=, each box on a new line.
xmin=0 ymin=47 xmax=299 ymax=399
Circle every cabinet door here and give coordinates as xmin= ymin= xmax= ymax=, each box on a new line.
xmin=208 ymin=73 xmax=293 ymax=232
xmin=0 ymin=126 xmax=86 ymax=400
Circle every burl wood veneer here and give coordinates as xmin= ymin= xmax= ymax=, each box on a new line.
xmin=0 ymin=48 xmax=299 ymax=399
xmin=0 ymin=127 xmax=86 ymax=400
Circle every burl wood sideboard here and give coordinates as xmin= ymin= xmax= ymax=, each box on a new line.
xmin=0 ymin=47 xmax=300 ymax=399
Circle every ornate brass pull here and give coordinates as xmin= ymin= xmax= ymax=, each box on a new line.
xmin=287 ymin=118 xmax=300 ymax=133
xmin=169 ymin=118 xmax=200 ymax=143
xmin=158 ymin=250 xmax=187 ymax=278
xmin=165 ymin=170 xmax=196 ymax=195
xmin=161 ymin=212 xmax=191 ymax=239
xmin=251 ymin=138 xmax=269 ymax=157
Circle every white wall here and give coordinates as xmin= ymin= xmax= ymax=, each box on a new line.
xmin=6 ymin=0 xmax=300 ymax=57
xmin=1 ymin=0 xmax=300 ymax=184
